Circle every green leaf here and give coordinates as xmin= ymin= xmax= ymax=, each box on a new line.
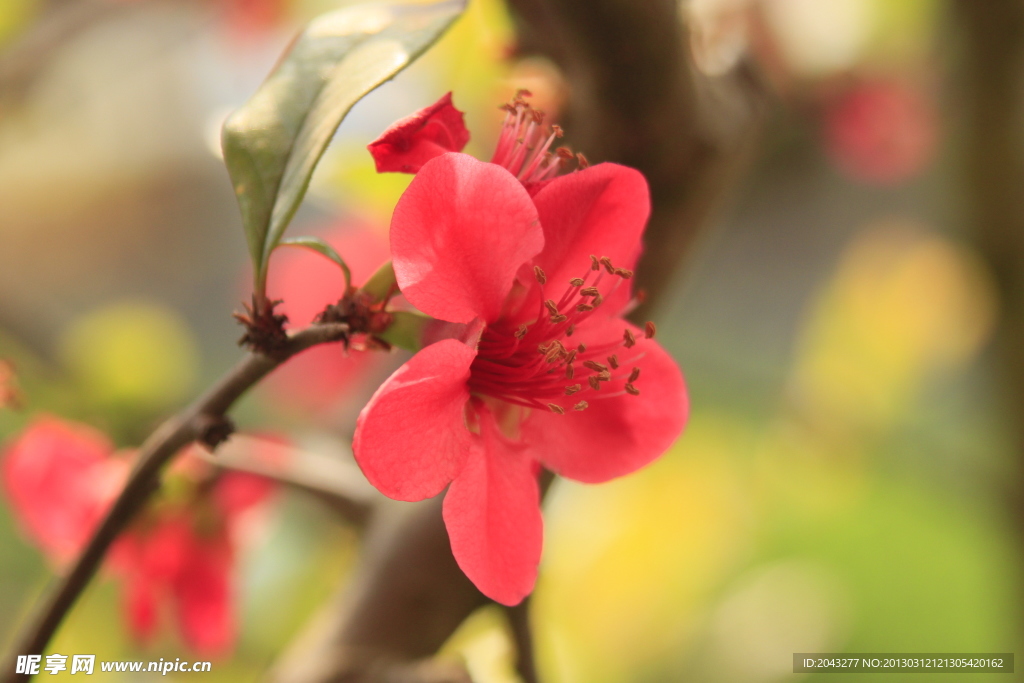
xmin=361 ymin=259 xmax=397 ymax=301
xmin=277 ymin=236 xmax=352 ymax=289
xmin=377 ymin=311 xmax=430 ymax=352
xmin=222 ymin=0 xmax=467 ymax=292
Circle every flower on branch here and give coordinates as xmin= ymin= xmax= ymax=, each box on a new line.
xmin=355 ymin=93 xmax=689 ymax=606
xmin=1 ymin=417 xmax=276 ymax=655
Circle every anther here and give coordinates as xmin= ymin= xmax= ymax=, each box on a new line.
xmin=625 ymin=383 xmax=640 ymax=396
xmin=548 ymin=403 xmax=565 ymax=414
xmin=550 ymin=314 xmax=568 ymax=323
xmin=623 ymin=328 xmax=636 ymax=348
xmin=573 ymin=401 xmax=589 ymax=411
xmin=565 ymin=364 xmax=575 ymax=379
xmin=600 ymin=256 xmax=615 ymax=274
xmin=578 ymin=343 xmax=587 ymax=352
xmin=592 ymin=294 xmax=604 ymax=307
xmin=565 ymin=384 xmax=582 ymax=395
xmin=570 ymin=278 xmax=585 ymax=287
xmin=583 ymin=360 xmax=608 ymax=373
xmin=566 ymin=324 xmax=575 ymax=336
xmin=577 ymin=152 xmax=590 ymax=168
xmin=551 ymin=124 xmax=564 ymax=138
xmin=580 ymin=287 xmax=600 ymax=296
xmin=576 ymin=303 xmax=594 ymax=312
xmin=515 ymin=324 xmax=529 ymax=339
xmin=534 ymin=266 xmax=547 ymax=284
xmin=590 ymin=255 xmax=600 ymax=271
xmin=557 ymin=147 xmax=575 ymax=160
xmin=645 ymin=321 xmax=657 ymax=339
xmin=565 ymin=349 xmax=578 ymax=363
xmin=614 ymin=268 xmax=634 ymax=279
xmin=608 ymin=354 xmax=619 ymax=369
xmin=597 ymin=370 xmax=612 ymax=382
xmin=588 ymin=376 xmax=602 ymax=391
xmin=544 ymin=299 xmax=559 ymax=315
xmin=628 ymin=367 xmax=641 ymax=383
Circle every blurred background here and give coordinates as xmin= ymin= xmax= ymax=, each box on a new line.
xmin=0 ymin=0 xmax=1021 ymax=681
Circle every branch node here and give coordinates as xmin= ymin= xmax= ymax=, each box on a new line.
xmin=196 ymin=414 xmax=235 ymax=451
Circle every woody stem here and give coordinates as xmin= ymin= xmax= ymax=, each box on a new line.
xmin=0 ymin=322 xmax=351 ymax=683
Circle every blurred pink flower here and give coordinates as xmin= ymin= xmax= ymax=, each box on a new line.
xmin=2 ymin=417 xmax=127 ymax=565
xmin=110 ymin=469 xmax=272 ymax=656
xmin=263 ymin=224 xmax=391 ymax=412
xmin=356 ymin=94 xmax=689 ymax=605
xmin=823 ymin=79 xmax=937 ymax=185
xmin=2 ymin=418 xmax=274 ymax=656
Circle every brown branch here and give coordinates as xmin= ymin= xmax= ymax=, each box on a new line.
xmin=0 ymin=322 xmax=351 ymax=683
xmin=504 ymin=597 xmax=538 ymax=683
xmin=198 ymin=434 xmax=382 ymax=528
xmin=266 ymin=2 xmax=766 ymax=681
xmin=954 ymin=0 xmax=1024 ymax=596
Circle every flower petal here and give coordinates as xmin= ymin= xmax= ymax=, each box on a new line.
xmin=531 ymin=163 xmax=650 ymax=311
xmin=354 ymin=339 xmax=477 ymax=501
xmin=173 ymin=531 xmax=234 ymax=656
xmin=523 ymin=319 xmax=687 ymax=483
xmin=391 ymin=153 xmax=543 ymax=323
xmin=368 ymin=92 xmax=471 ymax=174
xmin=443 ymin=412 xmax=542 ymax=606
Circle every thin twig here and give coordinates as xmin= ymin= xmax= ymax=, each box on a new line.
xmin=197 ymin=434 xmax=382 ymax=527
xmin=0 ymin=322 xmax=350 ymax=683
xmin=505 ymin=597 xmax=538 ymax=683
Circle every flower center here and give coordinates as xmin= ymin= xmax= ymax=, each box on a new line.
xmin=490 ymin=90 xmax=587 ymax=184
xmin=467 ymin=257 xmax=652 ymax=414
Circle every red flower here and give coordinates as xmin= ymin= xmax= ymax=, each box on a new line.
xmin=355 ymin=94 xmax=689 ymax=605
xmin=2 ymin=418 xmax=273 ymax=655
xmin=2 ymin=417 xmax=127 ymax=565
xmin=368 ymin=92 xmax=470 ymax=174
xmin=109 ymin=466 xmax=273 ymax=656
xmin=823 ymin=79 xmax=937 ymax=185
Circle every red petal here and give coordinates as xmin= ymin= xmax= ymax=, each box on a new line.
xmin=443 ymin=412 xmax=542 ymax=606
xmin=368 ymin=92 xmax=471 ymax=174
xmin=531 ymin=163 xmax=649 ymax=311
xmin=354 ymin=339 xmax=477 ymax=501
xmin=173 ymin=531 xmax=234 ymax=656
xmin=522 ymin=319 xmax=687 ymax=483
xmin=1 ymin=417 xmax=119 ymax=564
xmin=391 ymin=153 xmax=543 ymax=323
xmin=213 ymin=471 xmax=275 ymax=519
xmin=124 ymin=574 xmax=159 ymax=645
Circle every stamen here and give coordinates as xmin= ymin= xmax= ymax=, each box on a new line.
xmin=573 ymin=400 xmax=589 ymax=411
xmin=548 ymin=403 xmax=565 ymax=414
xmin=624 ymin=384 xmax=640 ymax=396
xmin=645 ymin=321 xmax=657 ymax=339
xmin=534 ymin=266 xmax=547 ymax=284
